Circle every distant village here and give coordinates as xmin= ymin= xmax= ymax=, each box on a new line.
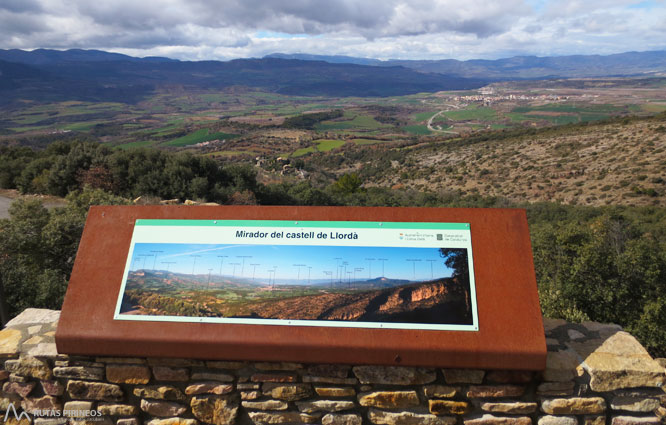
xmin=453 ymin=87 xmax=571 ymax=106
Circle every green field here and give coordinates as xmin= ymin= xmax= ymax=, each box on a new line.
xmin=315 ymin=139 xmax=346 ymax=151
xmin=402 ymin=125 xmax=431 ymax=135
xmin=412 ymin=111 xmax=437 ymax=122
xmin=292 ymin=139 xmax=346 ymax=157
xmin=162 ymin=129 xmax=240 ymax=147
xmin=315 ymin=111 xmax=389 ymax=131
xmin=444 ymin=106 xmax=497 ymax=121
xmin=508 ymin=103 xmax=622 ymax=125
xmin=291 ymin=146 xmax=316 ymax=157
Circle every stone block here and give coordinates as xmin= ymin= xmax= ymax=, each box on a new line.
xmin=240 ymin=391 xmax=259 ymax=400
xmin=241 ymin=400 xmax=288 ymax=411
xmin=69 ymin=416 xmax=115 ymax=425
xmin=5 ymin=357 xmax=52 ymax=380
xmin=21 ymin=395 xmax=62 ymax=413
xmin=322 ymin=413 xmax=363 ymax=425
xmin=116 ymin=418 xmax=141 ymax=425
xmin=53 ymin=366 xmax=104 ymax=380
xmin=152 ymin=367 xmax=189 ymax=382
xmin=358 ymin=391 xmax=420 ymax=408
xmin=541 ymin=398 xmax=606 ymax=415
xmin=97 ymin=403 xmax=140 ymax=416
xmin=611 ymin=417 xmax=661 ymax=425
xmin=3 ymin=381 xmax=36 ymax=397
xmin=537 ymin=382 xmax=575 ymax=397
xmin=443 ymin=369 xmax=485 ymax=384
xmin=146 ymin=419 xmax=199 ymax=425
xmin=67 ymin=380 xmax=124 ymax=401
xmin=190 ymin=395 xmax=239 ymax=425
xmin=140 ymin=400 xmax=186 ymax=417
xmin=0 ymin=330 xmax=22 ymax=358
xmin=463 ymin=415 xmax=533 ymax=425
xmin=5 ymin=309 xmax=60 ymax=327
xmin=41 ymin=380 xmax=64 ymax=396
xmin=480 ymin=402 xmax=538 ymax=414
xmin=190 ymin=371 xmax=234 ymax=382
xmin=296 ymin=400 xmax=356 ymax=413
xmin=28 ymin=341 xmax=57 ymax=355
xmin=237 ymin=383 xmax=260 ymax=390
xmin=424 ymin=385 xmax=458 ymax=398
xmin=353 ymin=366 xmax=436 ymax=385
xmin=106 ymin=365 xmax=151 ymax=384
xmin=247 ymin=411 xmax=320 ymax=424
xmin=368 ymin=408 xmax=457 ymax=425
xmin=429 ymin=400 xmax=471 ymax=415
xmin=33 ymin=419 xmax=68 ymax=425
xmin=543 ymin=350 xmax=578 ymax=382
xmin=466 ymin=385 xmax=525 ymax=398
xmin=185 ymin=382 xmax=233 ymax=396
xmin=133 ymin=386 xmax=186 ymax=402
xmin=315 ymin=387 xmax=356 ymax=397
xmin=610 ymin=397 xmax=661 ymax=413
xmin=23 ymin=336 xmax=43 ymax=345
xmin=263 ymin=383 xmax=313 ymax=401
xmin=567 ymin=332 xmax=666 ymax=391
xmin=63 ymin=401 xmax=94 ymax=410
xmin=250 ymin=373 xmax=297 ymax=383
xmin=537 ymin=416 xmax=577 ymax=425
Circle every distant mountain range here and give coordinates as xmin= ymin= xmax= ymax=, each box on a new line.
xmin=1 ymin=48 xmax=664 ymax=104
xmin=127 ymin=269 xmax=413 ymax=290
xmin=266 ymin=50 xmax=666 ymax=79
xmin=0 ymin=48 xmax=485 ymax=103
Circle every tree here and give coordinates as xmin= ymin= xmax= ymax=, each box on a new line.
xmin=0 ymin=189 xmax=129 ymax=319
xmin=439 ymin=248 xmax=471 ymax=318
xmin=333 ymin=173 xmax=363 ymax=194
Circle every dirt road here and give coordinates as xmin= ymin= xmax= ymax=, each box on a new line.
xmin=426 ymin=104 xmax=461 ymax=134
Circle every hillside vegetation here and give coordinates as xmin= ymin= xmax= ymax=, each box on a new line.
xmin=316 ymin=114 xmax=666 ymax=207
xmin=1 ymin=113 xmax=665 ymax=357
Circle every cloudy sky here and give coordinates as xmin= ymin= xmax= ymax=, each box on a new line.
xmin=1 ymin=0 xmax=665 ymax=61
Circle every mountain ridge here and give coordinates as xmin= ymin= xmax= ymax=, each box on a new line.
xmin=266 ymin=50 xmax=666 ymax=79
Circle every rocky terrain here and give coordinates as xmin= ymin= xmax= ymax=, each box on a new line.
xmin=367 ymin=117 xmax=666 ymax=206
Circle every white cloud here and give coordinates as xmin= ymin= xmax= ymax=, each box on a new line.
xmin=0 ymin=0 xmax=664 ymax=60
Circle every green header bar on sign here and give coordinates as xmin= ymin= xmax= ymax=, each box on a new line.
xmin=135 ymin=219 xmax=470 ymax=230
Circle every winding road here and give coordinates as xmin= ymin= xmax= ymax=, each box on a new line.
xmin=426 ymin=104 xmax=462 ymax=134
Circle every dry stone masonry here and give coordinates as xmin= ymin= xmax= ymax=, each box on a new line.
xmin=1 ymin=309 xmax=665 ymax=425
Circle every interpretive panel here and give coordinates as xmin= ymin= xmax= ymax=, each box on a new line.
xmin=56 ymin=205 xmax=547 ymax=369
xmin=115 ymin=220 xmax=478 ymax=331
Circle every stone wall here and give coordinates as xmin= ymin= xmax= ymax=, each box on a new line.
xmin=1 ymin=309 xmax=665 ymax=425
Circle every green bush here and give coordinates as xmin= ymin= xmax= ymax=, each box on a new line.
xmin=0 ymin=188 xmax=129 ymax=319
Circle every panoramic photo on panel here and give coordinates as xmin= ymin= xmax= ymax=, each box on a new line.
xmin=118 ymin=243 xmax=473 ymax=326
